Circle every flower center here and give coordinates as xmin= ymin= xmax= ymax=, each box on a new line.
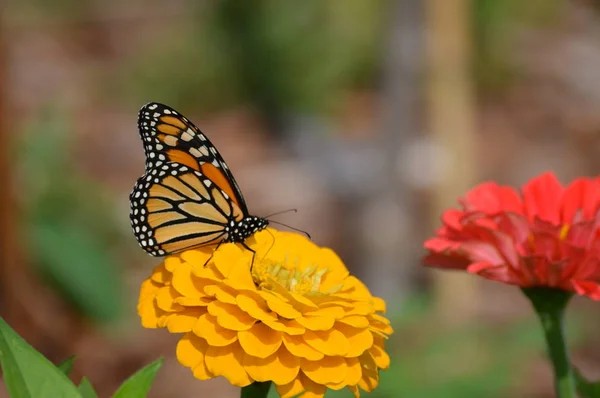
xmin=527 ymin=223 xmax=571 ymax=250
xmin=252 ymin=257 xmax=328 ymax=295
xmin=559 ymin=224 xmax=570 ymax=241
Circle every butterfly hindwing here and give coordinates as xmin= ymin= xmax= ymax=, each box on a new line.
xmin=130 ymin=162 xmax=245 ymax=256
xmin=137 ymin=102 xmax=248 ymax=214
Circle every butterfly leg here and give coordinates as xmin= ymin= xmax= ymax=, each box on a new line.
xmin=241 ymin=242 xmax=257 ymax=273
xmin=202 ymin=242 xmax=223 ymax=268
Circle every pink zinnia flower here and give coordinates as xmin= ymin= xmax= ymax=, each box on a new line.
xmin=424 ymin=172 xmax=600 ymax=299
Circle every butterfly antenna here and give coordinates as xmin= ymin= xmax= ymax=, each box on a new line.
xmin=267 ymin=220 xmax=312 ymax=240
xmin=264 ymin=208 xmax=298 ymax=219
xmin=262 ymin=228 xmax=276 ymax=261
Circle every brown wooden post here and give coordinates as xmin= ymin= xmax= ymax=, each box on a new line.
xmin=426 ymin=0 xmax=479 ymax=323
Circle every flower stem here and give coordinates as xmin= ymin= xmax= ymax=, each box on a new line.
xmin=241 ymin=381 xmax=272 ymax=398
xmin=522 ymin=287 xmax=576 ymax=398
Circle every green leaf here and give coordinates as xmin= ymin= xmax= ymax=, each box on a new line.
xmin=58 ymin=355 xmax=76 ymax=376
xmin=241 ymin=381 xmax=272 ymax=398
xmin=31 ymin=223 xmax=123 ymax=322
xmin=0 ymin=318 xmax=81 ymax=398
xmin=574 ymin=368 xmax=600 ymax=398
xmin=78 ymin=377 xmax=98 ymax=398
xmin=112 ymin=358 xmax=163 ymax=398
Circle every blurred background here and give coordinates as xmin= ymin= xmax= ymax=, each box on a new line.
xmin=3 ymin=0 xmax=600 ymax=397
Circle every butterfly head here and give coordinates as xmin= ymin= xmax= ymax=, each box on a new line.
xmin=225 ymin=216 xmax=269 ymax=244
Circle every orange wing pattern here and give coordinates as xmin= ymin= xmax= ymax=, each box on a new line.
xmin=130 ymin=102 xmax=268 ymax=257
xmin=137 ymin=102 xmax=247 ymax=212
xmin=130 ymin=162 xmax=245 ymax=255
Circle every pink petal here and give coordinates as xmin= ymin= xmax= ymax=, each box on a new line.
xmin=560 ymin=178 xmax=600 ymax=223
xmin=522 ymin=172 xmax=564 ymax=224
xmin=572 ymin=280 xmax=600 ymax=300
xmin=461 ymin=182 xmax=523 ymax=215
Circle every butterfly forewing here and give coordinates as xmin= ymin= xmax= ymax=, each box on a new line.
xmin=137 ymin=102 xmax=248 ymax=213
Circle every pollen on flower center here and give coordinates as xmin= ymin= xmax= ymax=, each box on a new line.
xmin=559 ymin=224 xmax=570 ymax=241
xmin=252 ymin=257 xmax=333 ymax=295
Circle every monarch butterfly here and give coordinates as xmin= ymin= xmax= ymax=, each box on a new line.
xmin=129 ymin=102 xmax=268 ymax=257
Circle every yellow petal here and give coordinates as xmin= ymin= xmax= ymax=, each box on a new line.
xmin=342 ymin=276 xmax=371 ymax=299
xmin=276 ymin=347 xmax=302 ymax=385
xmin=282 ymin=334 xmax=324 ymax=361
xmin=338 ymin=324 xmax=373 ymax=357
xmin=212 ymin=244 xmax=245 ymax=277
xmin=156 ymin=286 xmax=183 ymax=312
xmin=167 ymin=308 xmax=205 ymax=333
xmin=176 ymin=334 xmax=214 ymax=381
xmin=318 ymin=248 xmax=349 ymax=290
xmin=193 ymin=313 xmax=238 ymax=346
xmin=369 ymin=313 xmax=393 ymax=335
xmin=304 ymin=329 xmax=349 ymax=356
xmin=226 ymin=260 xmax=256 ymax=290
xmin=296 ymin=315 xmax=335 ymax=331
xmin=357 ymin=352 xmax=379 ymax=392
xmin=338 ymin=315 xmax=369 ymax=328
xmin=204 ymin=343 xmax=253 ymax=387
xmin=238 ymin=322 xmax=282 ymax=358
xmin=308 ymin=295 xmax=354 ymax=308
xmin=344 ymin=357 xmax=362 ymax=386
xmin=298 ymin=373 xmax=327 ymax=397
xmin=176 ymin=332 xmax=206 ymax=368
xmin=164 ymin=255 xmax=183 ymax=273
xmin=346 ymin=302 xmax=374 ymax=316
xmin=276 ymin=377 xmax=305 ymax=398
xmin=149 ymin=263 xmax=171 ymax=284
xmin=348 ymin=385 xmax=361 ymax=398
xmin=138 ymin=281 xmax=166 ymax=328
xmin=241 ymin=352 xmax=277 ymax=383
xmin=174 ymin=296 xmax=212 ymax=306
xmin=270 ymin=285 xmax=318 ymax=311
xmin=192 ymin=361 xmax=213 ymax=381
xmin=301 ymin=356 xmax=346 ymax=385
xmin=263 ymin=318 xmax=305 ymax=335
xmin=207 ymin=301 xmax=256 ymax=331
xmin=180 ymin=249 xmax=213 ymax=271
xmin=192 ymin=262 xmax=222 ymax=280
xmin=372 ymin=297 xmax=386 ymax=312
xmin=139 ymin=279 xmax=161 ymax=302
xmin=260 ymin=291 xmax=302 ymax=319
xmin=369 ymin=335 xmax=390 ymax=369
xmin=304 ymin=306 xmax=345 ymax=319
xmin=204 ymin=283 xmax=237 ymax=305
xmin=237 ymin=292 xmax=277 ymax=322
xmin=172 ymin=262 xmax=209 ymax=298
xmin=156 ymin=313 xmax=173 ymax=328
xmin=242 ymin=347 xmax=300 ymax=385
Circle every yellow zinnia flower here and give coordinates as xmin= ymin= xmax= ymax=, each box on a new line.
xmin=138 ymin=228 xmax=392 ymax=397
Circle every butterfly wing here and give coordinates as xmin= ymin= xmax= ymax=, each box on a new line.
xmin=130 ymin=162 xmax=245 ymax=256
xmin=137 ymin=102 xmax=249 ymax=215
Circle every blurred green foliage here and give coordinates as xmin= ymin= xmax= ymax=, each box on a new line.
xmin=0 ymin=318 xmax=81 ymax=397
xmin=10 ymin=0 xmax=574 ymax=110
xmin=473 ymin=0 xmax=566 ymax=92
xmin=114 ymin=0 xmax=385 ymax=117
xmin=0 ymin=319 xmax=163 ymax=398
xmin=16 ymin=106 xmax=125 ymax=323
